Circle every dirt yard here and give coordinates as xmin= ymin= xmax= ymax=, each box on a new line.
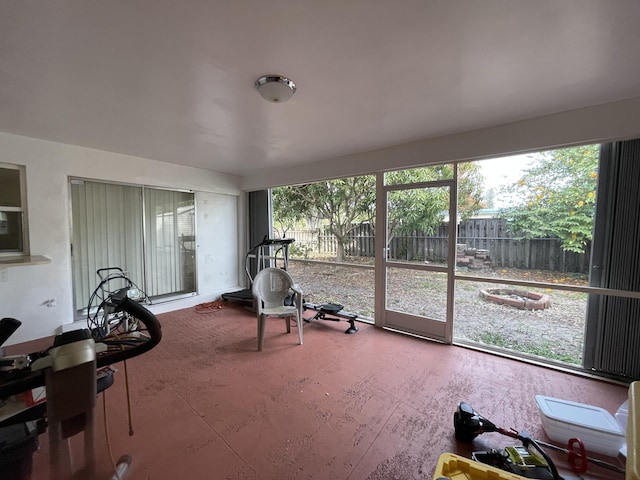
xmin=287 ymin=260 xmax=587 ymax=365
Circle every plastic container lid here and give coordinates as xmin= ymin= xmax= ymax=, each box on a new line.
xmin=616 ymin=399 xmax=629 ymax=433
xmin=629 ymin=381 xmax=639 ymax=480
xmin=535 ymin=395 xmax=624 ymax=436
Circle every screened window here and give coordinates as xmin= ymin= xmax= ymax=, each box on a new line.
xmin=0 ymin=164 xmax=27 ymax=255
xmin=70 ymin=179 xmax=196 ymax=315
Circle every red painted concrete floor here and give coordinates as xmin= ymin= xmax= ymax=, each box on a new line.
xmin=25 ymin=304 xmax=629 ymax=479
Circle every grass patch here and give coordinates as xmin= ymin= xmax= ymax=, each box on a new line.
xmin=474 ymin=331 xmax=581 ymax=365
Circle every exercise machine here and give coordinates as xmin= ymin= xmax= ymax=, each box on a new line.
xmin=222 ymin=237 xmax=295 ymax=305
xmin=0 ymin=280 xmax=162 ymax=480
xmin=223 ymin=238 xmax=361 ymax=335
xmin=303 ymin=303 xmax=359 ymax=334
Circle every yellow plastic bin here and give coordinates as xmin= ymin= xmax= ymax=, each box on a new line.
xmin=433 ymin=453 xmax=526 ymax=480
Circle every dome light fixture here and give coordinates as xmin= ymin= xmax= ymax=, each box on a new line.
xmin=255 ymin=75 xmax=296 ymax=103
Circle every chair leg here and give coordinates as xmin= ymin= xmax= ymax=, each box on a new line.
xmin=296 ymin=313 xmax=303 ymax=345
xmin=258 ymin=314 xmax=267 ymax=351
xmin=285 ymin=315 xmax=291 ymax=333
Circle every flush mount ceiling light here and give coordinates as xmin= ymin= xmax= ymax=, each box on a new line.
xmin=255 ymin=75 xmax=296 ymax=103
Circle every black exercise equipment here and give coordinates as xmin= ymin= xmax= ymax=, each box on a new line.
xmin=222 ymin=237 xmax=362 ymax=335
xmin=222 ymin=237 xmax=295 ymax=305
xmin=303 ymin=303 xmax=359 ymax=334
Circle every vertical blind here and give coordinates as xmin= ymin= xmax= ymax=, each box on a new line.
xmin=71 ymin=180 xmax=195 ymax=313
xmin=585 ymin=140 xmax=640 ymax=379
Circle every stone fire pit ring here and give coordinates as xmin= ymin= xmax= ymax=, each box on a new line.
xmin=479 ymin=288 xmax=550 ymax=310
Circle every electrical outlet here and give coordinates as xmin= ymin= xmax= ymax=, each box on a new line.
xmin=0 ymin=268 xmax=8 ymax=282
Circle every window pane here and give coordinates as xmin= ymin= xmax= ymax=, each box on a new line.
xmin=271 ymin=176 xmax=376 ymax=319
xmin=387 ymin=186 xmax=450 ymax=266
xmin=287 ymin=261 xmax=374 ymax=319
xmin=0 ymin=211 xmax=23 ymax=251
xmin=454 ymin=279 xmax=585 ymax=365
xmin=455 ymin=150 xmax=597 ymax=287
xmin=144 ymin=188 xmax=195 ymax=297
xmin=384 ymin=164 xmax=454 ymax=185
xmin=0 ymin=168 xmax=22 ymax=207
xmin=387 ymin=267 xmax=447 ymax=320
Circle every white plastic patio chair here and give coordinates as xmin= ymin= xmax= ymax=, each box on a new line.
xmin=251 ymin=267 xmax=303 ymax=351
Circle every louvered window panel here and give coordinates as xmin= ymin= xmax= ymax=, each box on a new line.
xmin=585 ymin=140 xmax=640 ymax=379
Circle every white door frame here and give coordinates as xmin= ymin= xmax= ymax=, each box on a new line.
xmin=374 ymin=170 xmax=458 ymax=343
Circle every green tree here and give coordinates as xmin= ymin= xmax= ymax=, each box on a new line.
xmin=499 ymin=145 xmax=599 ymax=253
xmin=385 ymin=163 xmax=484 ymax=245
xmin=273 ymin=176 xmax=376 ymax=262
xmin=272 ymin=163 xmax=484 ymax=262
xmin=271 ymin=186 xmax=309 ymax=237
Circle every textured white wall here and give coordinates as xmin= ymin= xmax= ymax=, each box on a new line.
xmin=196 ymin=191 xmax=240 ymax=293
xmin=0 ymin=133 xmax=242 ymax=345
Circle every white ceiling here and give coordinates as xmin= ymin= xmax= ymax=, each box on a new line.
xmin=2 ymin=1 xmax=640 ymax=177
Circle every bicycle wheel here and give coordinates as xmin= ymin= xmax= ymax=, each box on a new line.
xmin=95 ymin=295 xmax=162 ymax=368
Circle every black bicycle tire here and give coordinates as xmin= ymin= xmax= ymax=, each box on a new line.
xmin=95 ymin=297 xmax=162 ymax=368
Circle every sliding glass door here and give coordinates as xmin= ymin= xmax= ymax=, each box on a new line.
xmin=143 ymin=188 xmax=196 ymax=297
xmin=70 ymin=179 xmax=196 ymax=315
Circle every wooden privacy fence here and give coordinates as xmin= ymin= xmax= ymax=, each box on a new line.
xmin=454 ymin=218 xmax=589 ymax=273
xmin=282 ymin=218 xmax=590 ymax=273
xmin=284 ymin=224 xmax=375 ymax=258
